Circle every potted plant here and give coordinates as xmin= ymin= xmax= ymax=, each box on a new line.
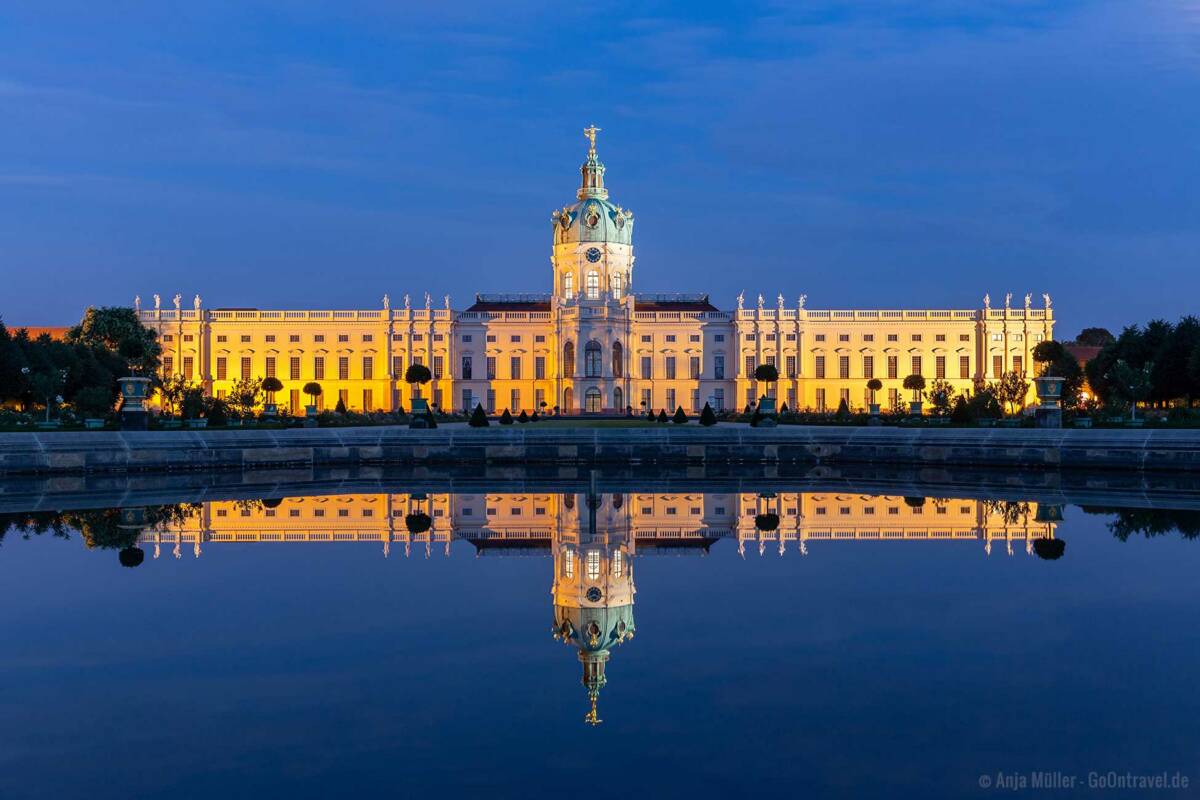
xmin=260 ymin=376 xmax=283 ymax=417
xmin=902 ymin=374 xmax=926 ymax=416
xmin=866 ymin=378 xmax=883 ymax=416
xmin=753 ymin=363 xmax=779 ymax=418
xmin=404 ymin=363 xmax=433 ymax=427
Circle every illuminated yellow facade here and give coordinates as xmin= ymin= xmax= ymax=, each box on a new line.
xmin=139 ymin=128 xmax=1055 ymax=414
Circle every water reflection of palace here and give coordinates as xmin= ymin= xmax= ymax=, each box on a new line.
xmin=131 ymin=491 xmax=1059 ymax=724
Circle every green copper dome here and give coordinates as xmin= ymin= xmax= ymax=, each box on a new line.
xmin=551 ymin=126 xmax=634 ymax=246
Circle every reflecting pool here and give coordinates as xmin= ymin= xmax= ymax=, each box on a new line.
xmin=2 ymin=482 xmax=1198 ymax=799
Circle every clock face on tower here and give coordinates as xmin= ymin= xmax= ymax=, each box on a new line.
xmin=585 ymin=247 xmax=602 ymax=263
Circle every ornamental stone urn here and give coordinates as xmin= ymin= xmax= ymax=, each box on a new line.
xmin=261 ymin=402 xmax=278 ymax=417
xmin=1033 ymin=375 xmax=1064 ymax=429
xmin=117 ymin=376 xmax=152 ymax=431
xmin=409 ymin=397 xmax=430 ymax=429
xmin=909 ymin=401 xmax=923 ymax=416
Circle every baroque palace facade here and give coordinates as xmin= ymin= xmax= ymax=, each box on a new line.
xmin=138 ymin=128 xmax=1055 ymax=415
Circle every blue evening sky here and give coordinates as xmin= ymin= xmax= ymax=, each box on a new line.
xmin=1 ymin=1 xmax=1197 ymax=335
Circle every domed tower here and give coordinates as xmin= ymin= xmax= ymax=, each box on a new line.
xmin=550 ymin=489 xmax=636 ymax=725
xmin=550 ymin=126 xmax=635 ymax=304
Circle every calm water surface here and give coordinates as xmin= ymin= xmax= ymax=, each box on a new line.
xmin=1 ymin=487 xmax=1198 ymax=799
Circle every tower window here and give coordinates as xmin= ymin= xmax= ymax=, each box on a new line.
xmin=611 ymin=272 xmax=623 ymax=300
xmin=586 ymin=270 xmax=599 ymax=300
xmin=563 ymin=272 xmax=574 ymax=299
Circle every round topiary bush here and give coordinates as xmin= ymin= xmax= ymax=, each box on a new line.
xmin=903 ymin=496 xmax=926 ymax=508
xmin=1033 ymin=537 xmax=1066 ymax=560
xmin=754 ymin=513 xmax=780 ymax=532
xmin=118 ymin=546 xmax=145 ymax=568
xmin=405 ymin=512 xmax=432 ymax=534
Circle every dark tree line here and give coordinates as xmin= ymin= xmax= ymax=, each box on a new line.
xmin=0 ymin=307 xmax=160 ymax=417
xmin=1084 ymin=317 xmax=1200 ymax=407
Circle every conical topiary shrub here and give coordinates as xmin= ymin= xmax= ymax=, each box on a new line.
xmin=518 ymin=410 xmax=529 ymax=423
xmin=469 ymin=404 xmax=489 ymax=427
xmin=118 ymin=546 xmax=145 ymax=568
xmin=672 ymin=406 xmax=687 ymax=424
xmin=530 ymin=411 xmax=539 ymax=422
xmin=699 ymin=402 xmax=717 ymax=427
xmin=657 ymin=409 xmax=668 ymax=423
xmin=499 ymin=408 xmax=514 ymax=425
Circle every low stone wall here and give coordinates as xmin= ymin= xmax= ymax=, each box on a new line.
xmin=2 ymin=425 xmax=1199 ymax=476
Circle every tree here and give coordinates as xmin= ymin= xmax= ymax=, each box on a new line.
xmin=469 ymin=404 xmax=489 ymax=427
xmin=968 ymin=385 xmax=1003 ymax=420
xmin=303 ymin=381 xmax=322 ymax=406
xmin=180 ymin=386 xmax=205 ymax=420
xmin=995 ymin=370 xmax=1030 ymax=415
xmin=67 ymin=306 xmax=161 ymax=375
xmin=1075 ymin=327 xmax=1115 ymax=347
xmin=499 ymin=408 xmax=514 ymax=424
xmin=230 ymin=377 xmax=262 ymax=418
xmin=73 ymin=385 xmax=114 ymax=419
xmin=261 ymin=376 xmax=283 ymax=403
xmin=404 ymin=363 xmax=432 ymax=398
xmin=950 ymin=394 xmax=971 ymax=424
xmin=866 ymin=378 xmax=883 ymax=406
xmin=699 ymin=402 xmax=717 ymax=426
xmin=672 ymin=406 xmax=687 ymax=424
xmin=1109 ymin=359 xmax=1153 ymax=421
xmin=158 ymin=374 xmax=187 ymax=416
xmin=1032 ymin=340 xmax=1085 ymax=408
xmin=334 ymin=396 xmax=347 ymax=414
xmin=835 ymin=397 xmax=850 ymax=420
xmin=753 ymin=363 xmax=779 ymax=383
xmin=926 ymin=378 xmax=955 ymax=417
xmin=902 ymin=374 xmax=925 ymax=403
xmin=28 ymin=368 xmax=66 ymax=422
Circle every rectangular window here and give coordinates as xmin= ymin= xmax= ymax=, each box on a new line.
xmin=240 ymin=335 xmax=251 ymax=343
xmin=993 ymin=355 xmax=1003 ymax=378
xmin=936 ymin=356 xmax=946 ymax=380
xmin=960 ymin=355 xmax=970 ymax=379
xmin=666 ymin=388 xmax=675 ymax=412
xmin=240 ymin=356 xmax=251 ymax=380
xmin=838 ymin=355 xmax=850 ymax=379
xmin=887 ymin=334 xmax=898 ymax=342
xmin=535 ymin=335 xmax=545 ymax=343
xmin=182 ymin=356 xmax=194 ymax=380
xmin=535 ymin=356 xmax=546 ymax=380
xmin=164 ymin=355 xmax=175 ymax=377
xmin=264 ymin=335 xmax=275 ymax=344
xmin=665 ymin=335 xmax=676 ymax=343
xmin=1013 ymin=355 xmax=1023 ymax=375
xmin=265 ymin=356 xmax=276 ymax=379
xmin=912 ymin=334 xmax=923 ymax=342
xmin=691 ymin=389 xmax=700 ymax=411
xmin=289 ymin=334 xmax=300 ymax=343
xmin=911 ymin=355 xmax=922 ymax=377
xmin=362 ymin=356 xmax=373 ymax=380
xmin=786 ymin=355 xmax=797 ymax=379
xmin=689 ymin=356 xmax=701 ymax=380
xmin=290 ymin=356 xmax=300 ymax=380
xmin=338 ymin=388 xmax=348 ymax=409
xmin=433 ymin=356 xmax=443 ymax=379
xmin=665 ymin=357 xmax=676 ymax=380
xmin=935 ymin=334 xmax=946 ymax=342
xmin=461 ymin=334 xmax=472 ymax=343
xmin=863 ymin=355 xmax=874 ymax=379
xmin=745 ymin=355 xmax=756 ymax=376
xmin=888 ymin=356 xmax=898 ymax=379
xmin=713 ymin=388 xmax=724 ymax=411
xmin=486 ymin=389 xmax=495 ymax=413
xmin=314 ymin=334 xmax=324 ymax=343
xmin=815 ymin=356 xmax=825 ymax=379
xmin=889 ymin=388 xmax=899 ymax=409
xmin=745 ymin=388 xmax=754 ymax=408
xmin=960 ymin=334 xmax=971 ymax=342
xmin=487 ymin=357 xmax=496 ymax=380
xmin=362 ymin=389 xmax=373 ymax=411
xmin=535 ymin=388 xmax=545 ymax=410
xmin=510 ymin=356 xmax=521 ymax=380
xmin=838 ymin=334 xmax=849 ymax=342
xmin=290 ymin=389 xmax=300 ymax=414
xmin=714 ymin=334 xmax=724 ymax=342
xmin=314 ymin=357 xmax=325 ymax=381
xmin=338 ymin=357 xmax=349 ymax=380
xmin=863 ymin=334 xmax=874 ymax=342
xmin=216 ymin=357 xmax=227 ymax=381
xmin=641 ymin=356 xmax=652 ymax=379
xmin=338 ymin=334 xmax=349 ymax=343
xmin=840 ymin=388 xmax=850 ymax=406
xmin=216 ymin=335 xmax=227 ymax=343
xmin=641 ymin=388 xmax=651 ymax=410
xmin=362 ymin=334 xmax=374 ymax=343
xmin=814 ymin=334 xmax=825 ymax=342
xmin=815 ymin=388 xmax=826 ymax=412
xmin=461 ymin=388 xmax=473 ymax=412
xmin=391 ymin=355 xmax=402 ymax=377
xmin=714 ymin=355 xmax=725 ymax=380
xmin=641 ymin=335 xmax=651 ymax=343
xmin=486 ymin=334 xmax=496 ymax=343
xmin=461 ymin=356 xmax=472 ymax=380
xmin=510 ymin=335 xmax=521 ymax=343
xmin=689 ymin=334 xmax=700 ymax=343
xmin=511 ymin=389 xmax=520 ymax=412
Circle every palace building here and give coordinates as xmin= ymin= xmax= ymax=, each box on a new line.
xmin=139 ymin=127 xmax=1055 ymax=415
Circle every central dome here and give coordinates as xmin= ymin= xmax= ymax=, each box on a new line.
xmin=551 ymin=126 xmax=634 ymax=246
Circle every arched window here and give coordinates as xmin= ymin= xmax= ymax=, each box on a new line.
xmin=563 ymin=387 xmax=573 ymax=411
xmin=611 ymin=340 xmax=623 ymax=378
xmin=563 ymin=341 xmax=575 ymax=376
xmin=563 ymin=272 xmax=574 ymax=300
xmin=611 ymin=272 xmax=623 ymax=300
xmin=586 ymin=270 xmax=599 ymax=300
xmin=585 ymin=340 xmax=602 ymax=377
xmin=585 ymin=387 xmax=602 ymax=413
xmin=613 ymin=386 xmax=623 ymax=412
